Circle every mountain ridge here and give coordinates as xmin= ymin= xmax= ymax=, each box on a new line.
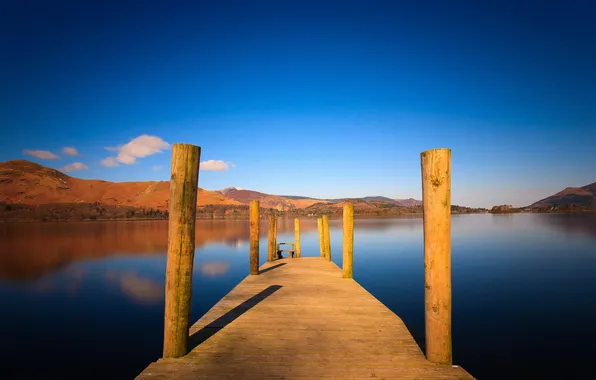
xmin=529 ymin=182 xmax=596 ymax=209
xmin=3 ymin=160 xmax=593 ymax=213
xmin=0 ymin=160 xmax=420 ymax=210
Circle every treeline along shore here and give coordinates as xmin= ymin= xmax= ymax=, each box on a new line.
xmin=2 ymin=200 xmax=594 ymax=222
xmin=0 ymin=201 xmax=489 ymax=222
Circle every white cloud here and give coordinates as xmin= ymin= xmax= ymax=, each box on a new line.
xmin=23 ymin=149 xmax=59 ymax=160
xmin=62 ymin=162 xmax=88 ymax=172
xmin=102 ymin=134 xmax=170 ymax=166
xmin=117 ymin=154 xmax=136 ymax=164
xmin=200 ymin=160 xmax=230 ymax=172
xmin=62 ymin=147 xmax=79 ymax=156
xmin=100 ymin=157 xmax=119 ymax=167
xmin=152 ymin=165 xmax=163 ymax=171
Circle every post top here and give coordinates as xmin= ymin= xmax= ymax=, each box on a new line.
xmin=420 ymin=148 xmax=451 ymax=156
xmin=172 ymin=143 xmax=201 ymax=149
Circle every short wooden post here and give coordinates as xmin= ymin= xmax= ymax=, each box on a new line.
xmin=163 ymin=143 xmax=200 ymax=358
xmin=317 ymin=217 xmax=324 ymax=257
xmin=294 ymin=218 xmax=301 ymax=258
xmin=322 ymin=215 xmax=331 ymax=261
xmin=249 ymin=200 xmax=260 ymax=275
xmin=421 ymin=148 xmax=452 ymax=365
xmin=267 ymin=215 xmax=276 ymax=261
xmin=342 ymin=204 xmax=354 ymax=278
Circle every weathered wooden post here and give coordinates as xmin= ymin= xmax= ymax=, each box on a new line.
xmin=317 ymin=217 xmax=324 ymax=257
xmin=268 ymin=214 xmax=276 ymax=261
xmin=250 ymin=200 xmax=260 ymax=275
xmin=294 ymin=218 xmax=301 ymax=258
xmin=163 ymin=143 xmax=200 ymax=358
xmin=322 ymin=215 xmax=331 ymax=261
xmin=421 ymin=148 xmax=452 ymax=365
xmin=342 ymin=204 xmax=354 ymax=278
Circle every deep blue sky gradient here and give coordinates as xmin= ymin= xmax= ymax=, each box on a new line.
xmin=1 ymin=0 xmax=594 ymax=207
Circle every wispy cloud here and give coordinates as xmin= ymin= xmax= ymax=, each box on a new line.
xmin=102 ymin=135 xmax=170 ymax=166
xmin=200 ymin=160 xmax=231 ymax=172
xmin=23 ymin=149 xmax=59 ymax=160
xmin=62 ymin=147 xmax=79 ymax=156
xmin=152 ymin=165 xmax=164 ymax=171
xmin=100 ymin=157 xmax=119 ymax=167
xmin=62 ymin=162 xmax=88 ymax=172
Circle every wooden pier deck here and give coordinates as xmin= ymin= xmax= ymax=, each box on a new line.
xmin=137 ymin=257 xmax=474 ymax=379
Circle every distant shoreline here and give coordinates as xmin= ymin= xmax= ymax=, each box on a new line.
xmin=3 ymin=209 xmax=595 ymax=223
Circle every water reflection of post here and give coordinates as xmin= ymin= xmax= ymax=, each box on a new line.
xmin=163 ymin=143 xmax=200 ymax=358
xmin=268 ymin=215 xmax=276 ymax=262
xmin=421 ymin=148 xmax=452 ymax=365
xmin=249 ymin=200 xmax=260 ymax=275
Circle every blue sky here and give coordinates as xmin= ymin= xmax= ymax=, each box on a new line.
xmin=1 ymin=0 xmax=594 ymax=208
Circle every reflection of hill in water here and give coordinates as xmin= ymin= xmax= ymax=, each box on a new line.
xmin=0 ymin=220 xmax=252 ymax=280
xmin=536 ymin=213 xmax=596 ymax=238
xmin=0 ymin=217 xmax=418 ymax=280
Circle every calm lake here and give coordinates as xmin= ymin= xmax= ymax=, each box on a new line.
xmin=1 ymin=213 xmax=595 ymax=379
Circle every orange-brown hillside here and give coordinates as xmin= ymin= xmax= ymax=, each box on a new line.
xmin=332 ymin=200 xmax=377 ymax=209
xmin=219 ymin=187 xmax=296 ymax=210
xmin=0 ymin=160 xmax=242 ymax=209
xmin=1 ymin=160 xmax=425 ymax=213
xmin=529 ymin=181 xmax=596 ymax=209
xmin=289 ymin=198 xmax=329 ymax=208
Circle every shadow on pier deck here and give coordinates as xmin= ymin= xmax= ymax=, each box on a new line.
xmin=137 ymin=257 xmax=474 ymax=379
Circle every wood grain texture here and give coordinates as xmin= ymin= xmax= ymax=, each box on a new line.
xmin=294 ymin=218 xmax=301 ymax=258
xmin=322 ymin=215 xmax=331 ymax=261
xmin=421 ymin=148 xmax=452 ymax=365
xmin=342 ymin=203 xmax=354 ymax=278
xmin=249 ymin=200 xmax=260 ymax=275
xmin=138 ymin=257 xmax=473 ymax=379
xmin=163 ymin=143 xmax=201 ymax=358
xmin=267 ymin=215 xmax=276 ymax=262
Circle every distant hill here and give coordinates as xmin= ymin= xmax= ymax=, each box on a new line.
xmin=0 ymin=160 xmax=242 ymax=209
xmin=362 ymin=196 xmax=396 ymax=203
xmin=217 ymin=187 xmax=298 ymax=210
xmin=529 ymin=181 xmax=596 ymax=210
xmin=322 ymin=196 xmax=422 ymax=206
xmin=394 ymin=198 xmax=423 ymax=207
xmin=0 ymin=160 xmax=454 ymax=220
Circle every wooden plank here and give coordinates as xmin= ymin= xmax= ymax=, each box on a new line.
xmin=136 ymin=257 xmax=474 ymax=379
xmin=138 ymin=360 xmax=474 ymax=379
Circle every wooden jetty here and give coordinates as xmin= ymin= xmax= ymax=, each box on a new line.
xmin=137 ymin=257 xmax=473 ymax=379
xmin=137 ymin=144 xmax=474 ymax=379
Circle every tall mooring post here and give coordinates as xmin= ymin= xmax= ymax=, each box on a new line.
xmin=268 ymin=214 xmax=277 ymax=261
xmin=322 ymin=215 xmax=331 ymax=261
xmin=249 ymin=200 xmax=260 ymax=275
xmin=342 ymin=203 xmax=354 ymax=278
xmin=317 ymin=217 xmax=324 ymax=257
xmin=421 ymin=148 xmax=452 ymax=365
xmin=163 ymin=143 xmax=200 ymax=358
xmin=294 ymin=218 xmax=301 ymax=258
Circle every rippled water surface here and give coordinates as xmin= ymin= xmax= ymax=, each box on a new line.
xmin=1 ymin=213 xmax=595 ymax=379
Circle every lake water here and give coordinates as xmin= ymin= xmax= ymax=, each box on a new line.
xmin=1 ymin=213 xmax=595 ymax=379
